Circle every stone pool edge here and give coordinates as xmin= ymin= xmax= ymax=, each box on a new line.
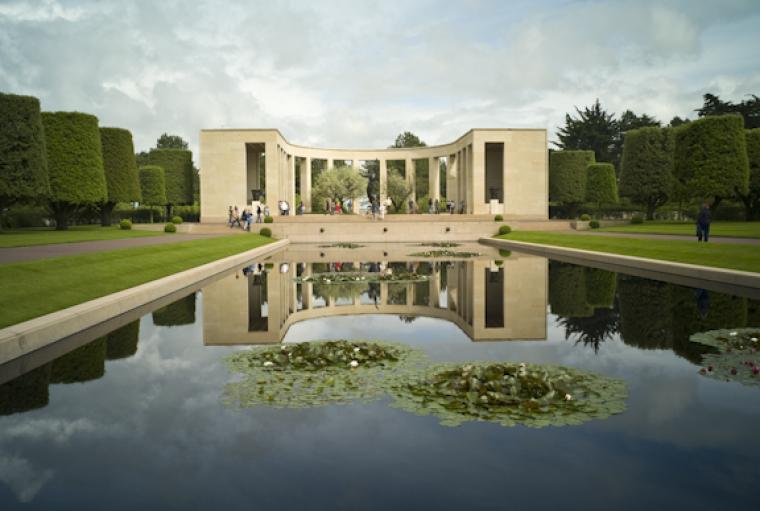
xmin=0 ymin=238 xmax=290 ymax=366
xmin=480 ymin=237 xmax=760 ymax=289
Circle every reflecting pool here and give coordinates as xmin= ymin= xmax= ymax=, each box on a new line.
xmin=1 ymin=244 xmax=759 ymax=510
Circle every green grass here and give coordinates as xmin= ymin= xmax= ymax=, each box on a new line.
xmin=0 ymin=234 xmax=273 ymax=328
xmin=599 ymin=221 xmax=760 ymax=239
xmin=496 ymin=231 xmax=760 ymax=273
xmin=0 ymin=225 xmax=164 ymax=248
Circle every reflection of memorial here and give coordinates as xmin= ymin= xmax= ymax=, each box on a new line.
xmin=203 ymin=255 xmax=547 ymax=344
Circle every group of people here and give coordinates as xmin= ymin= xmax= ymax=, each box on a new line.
xmin=228 ymin=204 xmax=269 ymax=231
xmin=324 ymin=198 xmax=346 ymax=215
xmin=408 ymin=198 xmax=465 ymax=214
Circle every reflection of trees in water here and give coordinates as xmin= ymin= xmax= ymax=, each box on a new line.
xmin=398 ymin=315 xmax=418 ymax=324
xmin=617 ymin=275 xmax=750 ymax=364
xmin=387 ymin=283 xmax=407 ymax=305
xmin=551 ymin=262 xmax=618 ymax=351
xmin=106 ymin=320 xmax=140 ymax=359
xmin=312 ymin=282 xmax=368 ymax=301
xmin=557 ymin=305 xmax=619 ymax=353
xmin=152 ymin=293 xmax=196 ymax=327
xmin=0 ymin=321 xmax=142 ymax=416
xmin=0 ymin=364 xmax=50 ymax=415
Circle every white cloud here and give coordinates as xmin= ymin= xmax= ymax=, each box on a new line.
xmin=0 ymin=456 xmax=54 ymax=503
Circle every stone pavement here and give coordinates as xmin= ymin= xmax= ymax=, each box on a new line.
xmin=0 ymin=233 xmax=228 ymax=265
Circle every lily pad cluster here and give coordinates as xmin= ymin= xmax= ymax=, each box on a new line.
xmin=224 ymin=341 xmax=628 ymax=428
xmin=224 ymin=340 xmax=426 ymax=408
xmin=408 ymin=249 xmax=480 ymax=258
xmin=417 ymin=242 xmax=461 ymax=248
xmin=690 ymin=328 xmax=760 ymax=386
xmin=298 ymin=271 xmax=431 ymax=284
xmin=318 ymin=243 xmax=365 ymax=249
xmin=391 ymin=361 xmax=627 ymax=427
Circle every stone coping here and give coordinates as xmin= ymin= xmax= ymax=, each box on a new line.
xmin=0 ymin=239 xmax=289 ymax=367
xmin=481 ymin=237 xmax=760 ymax=293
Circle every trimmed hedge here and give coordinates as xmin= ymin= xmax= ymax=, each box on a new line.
xmin=42 ymin=111 xmax=106 ymax=229
xmin=548 ymin=262 xmax=593 ymax=318
xmin=580 ymin=214 xmax=591 ymax=221
xmin=50 ymin=337 xmax=106 ymax=384
xmin=42 ymin=112 xmax=106 ymax=205
xmin=145 ymin=149 xmax=193 ymax=206
xmin=494 ymin=214 xmax=503 ymax=221
xmin=119 ymin=219 xmax=132 ymax=230
xmin=620 ymin=127 xmax=674 ymax=219
xmin=139 ymin=165 xmax=166 ymax=208
xmin=0 ymin=363 xmax=50 ymax=416
xmin=631 ymin=214 xmax=644 ymax=224
xmin=100 ymin=127 xmax=140 ymax=204
xmin=584 ymin=268 xmax=615 ymax=307
xmin=674 ymin=115 xmax=749 ymax=202
xmin=0 ymin=93 xmax=49 ymax=208
xmin=586 ymin=163 xmax=618 ymax=205
xmin=264 ymin=215 xmax=273 ymax=223
xmin=105 ymin=321 xmax=140 ymax=360
xmin=741 ymin=129 xmax=760 ymax=220
xmin=259 ymin=227 xmax=272 ymax=237
xmin=171 ymin=215 xmax=183 ymax=224
xmin=497 ymin=225 xmax=511 ymax=235
xmin=589 ymin=219 xmax=600 ymax=229
xmin=549 ymin=150 xmax=595 ymax=209
xmin=164 ymin=222 xmax=176 ymax=233
xmin=152 ymin=294 xmax=196 ymax=326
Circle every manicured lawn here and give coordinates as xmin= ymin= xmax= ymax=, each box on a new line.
xmin=0 ymin=234 xmax=273 ymax=328
xmin=496 ymin=231 xmax=760 ymax=273
xmin=599 ymin=221 xmax=760 ymax=239
xmin=0 ymin=225 xmax=164 ymax=248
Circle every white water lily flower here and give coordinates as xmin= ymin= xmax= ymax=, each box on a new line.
xmin=751 ymin=338 xmax=758 ymax=342
xmin=353 ymin=347 xmax=360 ymax=353
xmin=263 ymin=361 xmax=274 ymax=367
xmin=565 ymin=394 xmax=573 ymax=401
xmin=729 ymin=332 xmax=738 ymax=336
xmin=349 ymin=360 xmax=359 ymax=368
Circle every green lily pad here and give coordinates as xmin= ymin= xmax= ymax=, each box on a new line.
xmin=223 ymin=340 xmax=427 ymax=409
xmin=408 ymin=250 xmax=480 ymax=258
xmin=389 ymin=361 xmax=627 ymax=428
xmin=689 ymin=328 xmax=760 ymax=386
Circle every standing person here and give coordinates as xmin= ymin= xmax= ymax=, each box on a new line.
xmin=325 ymin=198 xmax=330 ymax=215
xmin=256 ymin=204 xmax=262 ymax=223
xmin=697 ymin=202 xmax=712 ymax=242
xmin=227 ymin=205 xmax=233 ymax=226
xmin=230 ymin=206 xmax=241 ymax=228
xmin=408 ymin=199 xmax=414 ymax=214
xmin=428 ymin=197 xmax=433 ymax=214
xmin=283 ymin=201 xmax=290 ymax=216
xmin=244 ymin=209 xmax=252 ymax=231
xmin=434 ymin=198 xmax=439 ymax=214
xmin=264 ymin=204 xmax=270 ymax=218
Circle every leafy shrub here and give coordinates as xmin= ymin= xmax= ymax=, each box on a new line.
xmin=164 ymin=222 xmax=176 ymax=233
xmin=259 ymin=227 xmax=272 ymax=237
xmin=589 ymin=220 xmax=600 ymax=229
xmin=264 ymin=215 xmax=274 ymax=223
xmin=498 ymin=225 xmax=512 ymax=235
xmin=119 ymin=219 xmax=132 ymax=230
xmin=631 ymin=214 xmax=644 ymax=224
xmin=173 ymin=204 xmax=200 ymax=222
xmin=494 ymin=214 xmax=503 ymax=221
xmin=549 ymin=150 xmax=595 ymax=213
xmin=171 ymin=215 xmax=183 ymax=224
xmin=580 ymin=214 xmax=591 ymax=221
xmin=144 ymin=149 xmax=193 ymax=206
xmin=585 ymin=163 xmax=619 ymax=206
xmin=620 ymin=127 xmax=674 ymax=219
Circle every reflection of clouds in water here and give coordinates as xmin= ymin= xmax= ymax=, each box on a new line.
xmin=0 ymin=417 xmax=124 ymax=444
xmin=0 ymin=456 xmax=54 ymax=503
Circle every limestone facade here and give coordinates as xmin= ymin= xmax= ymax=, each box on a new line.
xmin=200 ymin=128 xmax=547 ymax=223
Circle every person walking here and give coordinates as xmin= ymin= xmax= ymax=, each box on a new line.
xmin=697 ymin=202 xmax=712 ymax=242
xmin=256 ymin=204 xmax=262 ymax=223
xmin=227 ymin=205 xmax=233 ymax=226
xmin=428 ymin=197 xmax=434 ymax=214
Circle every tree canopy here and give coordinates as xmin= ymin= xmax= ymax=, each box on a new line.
xmin=156 ymin=133 xmax=189 ymax=149
xmin=386 ymin=168 xmax=412 ymax=212
xmin=741 ymin=129 xmax=760 ymax=220
xmin=674 ymin=114 xmax=749 ymax=209
xmin=619 ymin=127 xmax=674 ymax=219
xmin=0 ymin=93 xmax=49 ymax=211
xmin=145 ymin=149 xmax=193 ymax=206
xmin=549 ymin=150 xmax=595 ymax=216
xmin=697 ymin=93 xmax=760 ymax=129
xmin=100 ymin=127 xmax=141 ymax=204
xmin=312 ymin=166 xmax=367 ymax=211
xmin=585 ymin=163 xmax=618 ymax=209
xmin=139 ymin=165 xmax=167 ymax=207
xmin=390 ymin=131 xmax=426 ymax=148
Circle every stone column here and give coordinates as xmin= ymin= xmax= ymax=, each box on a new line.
xmin=300 ymin=157 xmax=312 ymax=212
xmin=379 ymin=159 xmax=388 ymax=204
xmin=429 ymin=156 xmax=440 ymax=202
xmin=448 ymin=153 xmax=458 ymax=203
xmin=301 ymin=263 xmax=311 ymax=310
xmin=325 ymin=158 xmax=333 ymax=171
xmin=288 ymin=154 xmax=296 ymax=213
xmin=406 ymin=158 xmax=415 ymax=203
xmin=264 ymin=142 xmax=279 ymax=212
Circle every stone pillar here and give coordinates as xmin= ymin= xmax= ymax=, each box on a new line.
xmin=301 ymin=263 xmax=311 ymax=310
xmin=380 ymin=283 xmax=388 ymax=305
xmin=264 ymin=142 xmax=279 ymax=213
xmin=429 ymin=156 xmax=440 ymax=202
xmin=406 ymin=158 xmax=415 ymax=203
xmin=288 ymin=154 xmax=296 ymax=213
xmin=379 ymin=159 xmax=388 ymax=204
xmin=300 ymin=157 xmax=312 ymax=212
xmin=448 ymin=153 xmax=458 ymax=203
xmin=325 ymin=158 xmax=333 ymax=171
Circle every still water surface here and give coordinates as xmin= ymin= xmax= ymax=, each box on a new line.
xmin=1 ymin=246 xmax=759 ymax=510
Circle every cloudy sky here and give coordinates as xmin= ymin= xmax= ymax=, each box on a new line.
xmin=1 ymin=0 xmax=759 ymax=157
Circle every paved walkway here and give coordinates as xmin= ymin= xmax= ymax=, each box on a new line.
xmin=0 ymin=233 xmax=227 ymax=265
xmin=570 ymin=230 xmax=760 ymax=245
